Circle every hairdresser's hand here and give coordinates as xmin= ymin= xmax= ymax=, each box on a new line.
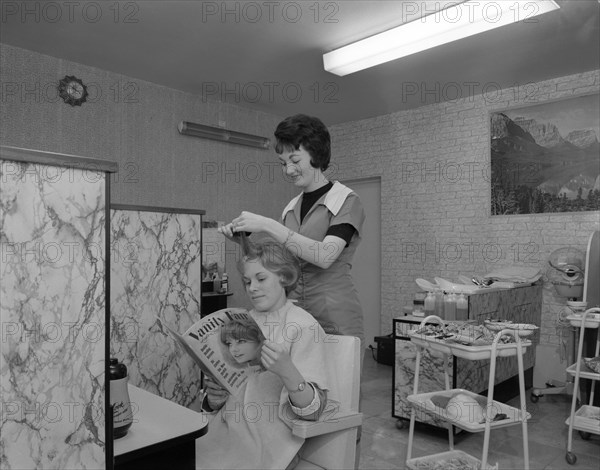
xmin=231 ymin=211 xmax=273 ymax=234
xmin=218 ymin=222 xmax=238 ymax=241
xmin=204 ymin=375 xmax=229 ymax=410
xmin=260 ymin=341 xmax=295 ymax=377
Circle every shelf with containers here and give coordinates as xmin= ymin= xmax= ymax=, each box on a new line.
xmin=393 ymin=284 xmax=542 ymax=430
xmin=405 ymin=315 xmax=533 ymax=470
xmin=564 ymin=308 xmax=600 ymax=465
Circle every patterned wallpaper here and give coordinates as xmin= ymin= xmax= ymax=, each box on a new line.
xmin=329 ymin=70 xmax=600 ymax=348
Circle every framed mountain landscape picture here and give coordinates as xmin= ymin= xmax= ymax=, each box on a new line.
xmin=490 ymin=93 xmax=600 ymax=215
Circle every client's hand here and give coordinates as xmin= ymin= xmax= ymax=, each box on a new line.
xmin=204 ymin=375 xmax=229 ymax=410
xmin=260 ymin=340 xmax=294 ymax=377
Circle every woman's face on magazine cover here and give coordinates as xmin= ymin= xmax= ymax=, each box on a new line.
xmin=224 ymin=337 xmax=261 ymax=364
xmin=242 ymin=259 xmax=287 ymax=313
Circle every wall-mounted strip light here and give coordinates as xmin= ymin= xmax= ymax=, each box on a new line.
xmin=178 ymin=121 xmax=271 ymax=149
xmin=323 ymin=0 xmax=560 ymax=76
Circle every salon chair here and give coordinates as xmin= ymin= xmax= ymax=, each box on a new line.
xmin=291 ymin=335 xmax=363 ymax=470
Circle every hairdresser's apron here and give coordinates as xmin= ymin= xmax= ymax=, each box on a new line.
xmin=281 ymin=181 xmax=366 ymax=346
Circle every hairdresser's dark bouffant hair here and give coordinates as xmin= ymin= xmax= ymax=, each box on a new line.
xmin=237 ymin=234 xmax=301 ymax=295
xmin=274 ymin=114 xmax=331 ymax=171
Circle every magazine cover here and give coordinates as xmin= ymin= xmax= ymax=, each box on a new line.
xmin=158 ymin=308 xmax=261 ymax=396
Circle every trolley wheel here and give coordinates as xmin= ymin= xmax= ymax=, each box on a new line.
xmin=579 ymin=431 xmax=591 ymax=440
xmin=566 ymin=451 xmax=577 ymax=465
xmin=395 ymin=419 xmax=408 ymax=430
xmin=530 ymin=393 xmax=540 ymax=403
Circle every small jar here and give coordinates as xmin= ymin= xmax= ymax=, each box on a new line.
xmin=220 ymin=272 xmax=229 ymax=293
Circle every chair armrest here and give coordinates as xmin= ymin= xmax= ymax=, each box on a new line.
xmin=291 ymin=409 xmax=363 ymax=438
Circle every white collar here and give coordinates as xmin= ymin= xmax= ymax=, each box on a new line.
xmin=281 ymin=181 xmax=353 ymax=218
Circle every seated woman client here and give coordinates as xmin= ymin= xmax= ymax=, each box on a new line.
xmin=195 ymin=237 xmax=329 ymax=470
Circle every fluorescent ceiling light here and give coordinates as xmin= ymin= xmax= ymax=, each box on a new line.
xmin=178 ymin=121 xmax=271 ymax=149
xmin=323 ymin=0 xmax=560 ymax=76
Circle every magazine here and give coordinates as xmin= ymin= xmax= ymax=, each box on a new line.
xmin=157 ymin=308 xmax=260 ymax=396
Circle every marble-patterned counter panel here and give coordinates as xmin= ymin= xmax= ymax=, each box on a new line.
xmin=0 ymin=160 xmax=106 ymax=469
xmin=463 ymin=284 xmax=540 ymax=392
xmin=468 ymin=284 xmax=543 ymax=327
xmin=457 ymin=349 xmax=535 ymax=393
xmin=110 ymin=208 xmax=203 ymax=410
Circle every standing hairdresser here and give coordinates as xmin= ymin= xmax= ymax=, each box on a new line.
xmin=219 ymin=114 xmax=366 ymax=346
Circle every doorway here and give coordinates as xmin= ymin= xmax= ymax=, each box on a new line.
xmin=342 ymin=177 xmax=382 ymax=349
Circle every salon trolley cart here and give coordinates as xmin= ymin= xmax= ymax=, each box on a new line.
xmin=405 ymin=315 xmax=532 ymax=470
xmin=564 ymin=308 xmax=600 ymax=465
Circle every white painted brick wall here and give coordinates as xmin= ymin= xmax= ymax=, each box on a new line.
xmin=330 ymin=70 xmax=600 ymax=347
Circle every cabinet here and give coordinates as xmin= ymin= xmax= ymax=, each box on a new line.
xmin=405 ymin=315 xmax=531 ymax=469
xmin=114 ymin=385 xmax=208 ymax=470
xmin=564 ymin=308 xmax=600 ymax=465
xmin=201 ymin=291 xmax=233 ymax=317
xmin=394 ymin=284 xmax=541 ymax=428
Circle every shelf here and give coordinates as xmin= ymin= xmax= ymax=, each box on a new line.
xmin=201 ymin=291 xmax=233 ymax=297
xmin=565 ymin=359 xmax=600 ymax=381
xmin=410 ymin=333 xmax=530 ymax=360
xmin=565 ymin=405 xmax=600 ymax=435
xmin=406 ymin=450 xmax=498 ymax=470
xmin=407 ymin=389 xmax=529 ymax=433
xmin=406 ymin=312 xmax=532 ymax=469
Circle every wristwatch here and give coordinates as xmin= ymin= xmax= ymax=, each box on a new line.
xmin=291 ymin=380 xmax=306 ymax=393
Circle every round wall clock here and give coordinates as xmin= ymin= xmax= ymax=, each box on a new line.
xmin=58 ymin=75 xmax=88 ymax=106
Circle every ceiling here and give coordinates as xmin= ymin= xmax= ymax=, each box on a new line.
xmin=1 ymin=0 xmax=599 ymax=125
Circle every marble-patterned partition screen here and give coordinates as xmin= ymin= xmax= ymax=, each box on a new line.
xmin=110 ymin=206 xmax=204 ymax=410
xmin=1 ymin=156 xmax=108 ymax=469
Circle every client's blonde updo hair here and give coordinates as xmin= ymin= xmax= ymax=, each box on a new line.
xmin=236 ymin=233 xmax=301 ymax=295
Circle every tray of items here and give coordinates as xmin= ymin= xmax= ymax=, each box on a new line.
xmin=407 ymin=389 xmax=530 ymax=433
xmin=565 ymin=405 xmax=600 ymax=435
xmin=410 ymin=319 xmax=532 ymax=360
xmin=406 ymin=449 xmax=498 ymax=470
xmin=483 ymin=320 xmax=539 ymax=337
xmin=566 ymin=312 xmax=600 ymax=329
xmin=566 ymin=357 xmax=600 ymax=380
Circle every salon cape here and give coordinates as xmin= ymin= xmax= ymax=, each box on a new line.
xmin=195 ymin=301 xmax=329 ymax=470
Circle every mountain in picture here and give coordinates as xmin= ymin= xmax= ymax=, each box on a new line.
xmin=490 ymin=109 xmax=600 ymax=215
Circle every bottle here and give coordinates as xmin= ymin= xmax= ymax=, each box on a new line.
xmin=424 ymin=292 xmax=435 ymax=316
xmin=212 ymin=272 xmax=221 ymax=293
xmin=444 ymin=291 xmax=457 ymax=321
xmin=220 ymin=272 xmax=228 ymax=293
xmin=434 ymin=289 xmax=445 ymax=319
xmin=456 ymin=293 xmax=468 ymax=321
xmin=203 ymin=271 xmax=214 ymax=292
xmin=110 ymin=358 xmax=133 ymax=439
